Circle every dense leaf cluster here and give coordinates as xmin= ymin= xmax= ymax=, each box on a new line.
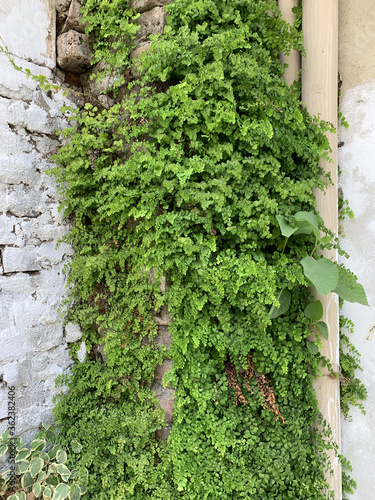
xmin=49 ymin=0 xmax=356 ymax=498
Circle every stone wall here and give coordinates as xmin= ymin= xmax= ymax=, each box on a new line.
xmin=0 ymin=0 xmax=76 ymax=441
xmin=0 ymin=0 xmax=175 ymax=444
xmin=339 ymin=1 xmax=375 ymax=498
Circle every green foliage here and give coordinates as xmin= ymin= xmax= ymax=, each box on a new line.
xmin=45 ymin=0 xmax=366 ymax=498
xmin=339 ymin=317 xmax=367 ymax=420
xmin=80 ymin=0 xmax=140 ymax=91
xmin=0 ymin=427 xmax=85 ymax=499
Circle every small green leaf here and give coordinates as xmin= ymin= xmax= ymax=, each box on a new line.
xmin=56 ymin=450 xmax=67 ymax=464
xmin=320 ymin=235 xmax=332 ymax=245
xmin=68 ymin=484 xmax=81 ymax=500
xmin=301 ymin=257 xmax=340 ymax=295
xmin=33 ymin=481 xmax=43 ymax=497
xmin=21 ymin=471 xmax=33 ymax=488
xmin=306 ymin=341 xmax=319 ymax=355
xmin=48 ymin=445 xmax=59 ymax=460
xmin=53 ymin=483 xmax=70 ymax=500
xmin=0 ymin=429 xmax=10 ymax=442
xmin=0 ymin=443 xmax=7 ymax=456
xmin=333 ymin=267 xmax=368 ymax=306
xmin=29 ymin=457 xmax=44 ymax=478
xmin=42 ymin=422 xmax=52 ymax=431
xmin=16 ymin=459 xmax=29 ymax=474
xmin=304 ymin=300 xmax=323 ymax=322
xmin=15 ymin=448 xmax=30 ymax=462
xmin=70 ymin=440 xmax=82 ymax=454
xmin=57 ymin=464 xmax=70 ymax=477
xmin=317 ymin=321 xmax=329 ymax=340
xmin=30 ymin=439 xmax=46 ymax=452
xmin=269 ymin=289 xmax=291 ymax=319
xmin=276 ymin=215 xmax=298 ymax=238
xmin=44 ymin=486 xmax=53 ymax=499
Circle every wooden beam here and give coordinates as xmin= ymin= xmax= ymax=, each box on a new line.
xmin=278 ymin=0 xmax=300 ymax=85
xmin=302 ymin=1 xmax=341 ymax=498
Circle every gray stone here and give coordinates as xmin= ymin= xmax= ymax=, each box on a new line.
xmin=2 ymin=247 xmax=41 ymax=273
xmin=152 ymin=304 xmax=171 ymax=326
xmin=130 ymin=42 xmax=151 ymax=78
xmin=155 ymin=359 xmax=172 ymax=380
xmin=0 ymin=215 xmax=17 ymax=245
xmin=155 ymin=326 xmax=172 ymax=350
xmin=57 ymin=30 xmax=92 ymax=73
xmin=134 ymin=7 xmax=166 ymax=44
xmin=130 ymin=0 xmax=172 ymax=14
xmin=81 ymin=61 xmax=120 ymax=96
xmin=6 ymin=187 xmax=42 ymax=218
xmin=65 ymin=322 xmax=82 ymax=343
xmin=156 ymin=426 xmax=172 ymax=441
xmin=62 ymin=0 xmax=86 ymax=34
xmin=55 ymin=0 xmax=71 ymax=13
xmin=77 ymin=342 xmax=87 ymax=362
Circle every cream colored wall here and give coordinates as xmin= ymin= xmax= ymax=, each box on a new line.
xmin=339 ymin=1 xmax=375 ymax=498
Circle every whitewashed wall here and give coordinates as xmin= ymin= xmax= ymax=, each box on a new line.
xmin=339 ymin=1 xmax=375 ymax=498
xmin=0 ymin=0 xmax=76 ymax=441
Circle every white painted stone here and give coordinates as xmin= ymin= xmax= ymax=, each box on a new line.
xmin=339 ymin=81 xmax=375 ymax=500
xmin=65 ymin=322 xmax=82 ymax=343
xmin=0 ymin=153 xmax=40 ymax=186
xmin=77 ymin=342 xmax=87 ymax=362
xmin=2 ymin=246 xmax=41 ymax=273
xmin=0 ymin=215 xmax=17 ymax=245
xmin=0 ymin=0 xmax=55 ymax=69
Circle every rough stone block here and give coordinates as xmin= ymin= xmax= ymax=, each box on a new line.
xmin=6 ymin=187 xmax=42 ymax=218
xmin=155 ymin=426 xmax=172 ymax=441
xmin=134 ymin=7 xmax=166 ymax=44
xmin=130 ymin=42 xmax=152 ymax=78
xmin=155 ymin=359 xmax=172 ymax=381
xmin=155 ymin=326 xmax=172 ymax=350
xmin=0 ymin=215 xmax=17 ymax=245
xmin=81 ymin=60 xmax=119 ymax=96
xmin=152 ymin=381 xmax=175 ymax=423
xmin=0 ymin=153 xmax=39 ymax=186
xmin=2 ymin=247 xmax=41 ymax=273
xmin=152 ymin=304 xmax=171 ymax=326
xmin=55 ymin=0 xmax=72 ymax=14
xmin=65 ymin=322 xmax=82 ymax=343
xmin=57 ymin=30 xmax=92 ymax=73
xmin=130 ymin=0 xmax=172 ymax=14
xmin=62 ymin=0 xmax=86 ymax=34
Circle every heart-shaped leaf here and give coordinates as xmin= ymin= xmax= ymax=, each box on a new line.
xmin=276 ymin=215 xmax=298 ymax=238
xmin=301 ymin=257 xmax=339 ymax=296
xmin=304 ymin=300 xmax=323 ymax=322
xmin=333 ymin=267 xmax=368 ymax=306
xmin=295 ymin=211 xmax=320 ymax=238
xmin=269 ymin=289 xmax=291 ymax=319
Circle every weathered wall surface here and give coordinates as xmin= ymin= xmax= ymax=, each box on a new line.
xmin=0 ymin=0 xmax=76 ymax=440
xmin=339 ymin=1 xmax=375 ymax=498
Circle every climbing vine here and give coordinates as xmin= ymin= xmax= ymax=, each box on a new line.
xmin=5 ymin=0 xmax=363 ymax=498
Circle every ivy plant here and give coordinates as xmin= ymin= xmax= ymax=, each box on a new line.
xmin=25 ymin=0 xmax=367 ymax=498
xmin=0 ymin=426 xmax=85 ymax=500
